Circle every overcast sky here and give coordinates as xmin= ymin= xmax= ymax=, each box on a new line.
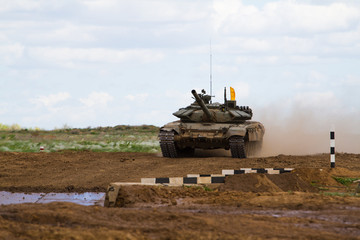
xmin=1 ymin=0 xmax=360 ymax=132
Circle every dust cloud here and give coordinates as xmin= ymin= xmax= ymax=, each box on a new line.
xmin=255 ymin=104 xmax=360 ymax=156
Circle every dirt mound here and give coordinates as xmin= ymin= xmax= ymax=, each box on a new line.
xmin=220 ymin=167 xmax=360 ymax=193
xmin=111 ymin=167 xmax=356 ymax=208
xmin=219 ymin=167 xmax=360 ymax=193
xmin=329 ymin=167 xmax=360 ymax=178
xmin=221 ymin=172 xmax=318 ymax=193
xmin=111 ymin=170 xmax=326 ymax=208
xmin=291 ymin=168 xmax=339 ymax=187
xmin=111 ymin=183 xmax=360 ymax=210
xmin=113 ymin=185 xmax=212 ymax=207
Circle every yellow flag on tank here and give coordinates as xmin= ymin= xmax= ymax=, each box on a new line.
xmin=230 ymin=87 xmax=235 ymax=100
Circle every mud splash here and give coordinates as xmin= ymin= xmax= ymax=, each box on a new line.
xmin=0 ymin=191 xmax=105 ymax=206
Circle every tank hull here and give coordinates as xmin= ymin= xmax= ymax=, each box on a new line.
xmin=159 ymin=120 xmax=265 ymax=158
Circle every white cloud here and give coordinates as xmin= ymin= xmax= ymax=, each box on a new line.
xmin=216 ymin=38 xmax=271 ymax=53
xmin=0 ymin=32 xmax=8 ymax=41
xmin=80 ymin=92 xmax=113 ymax=108
xmin=236 ymin=55 xmax=279 ymax=65
xmin=30 ymin=92 xmax=70 ymax=107
xmin=0 ymin=0 xmax=75 ymax=12
xmin=0 ymin=1 xmax=41 ymax=12
xmin=176 ymin=45 xmax=208 ymax=55
xmin=82 ymin=0 xmax=208 ymax=22
xmin=213 ymin=64 xmax=238 ymax=73
xmin=213 ymin=0 xmax=260 ymax=33
xmin=215 ymin=32 xmax=357 ymax=61
xmin=237 ymin=38 xmax=270 ymax=52
xmin=213 ymin=1 xmax=360 ymax=34
xmin=295 ymin=71 xmax=326 ymax=89
xmin=214 ymin=36 xmax=315 ymax=59
xmin=125 ymin=93 xmax=149 ymax=102
xmin=29 ymin=47 xmax=165 ymax=67
xmin=341 ymin=75 xmax=360 ymax=86
xmin=309 ymin=70 xmax=325 ymax=81
xmin=0 ymin=103 xmax=8 ymax=115
xmin=164 ymin=90 xmax=190 ymax=106
xmin=278 ymin=37 xmax=314 ymax=54
xmin=0 ymin=43 xmax=24 ymax=65
xmin=278 ymin=2 xmax=359 ymax=32
xmin=30 ymin=24 xmax=96 ymax=43
xmin=327 ymin=27 xmax=360 ymax=46
xmin=289 ymin=55 xmax=319 ymax=64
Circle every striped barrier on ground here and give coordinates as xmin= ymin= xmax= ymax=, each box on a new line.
xmin=222 ymin=168 xmax=294 ymax=175
xmin=141 ymin=176 xmax=226 ymax=185
xmin=140 ymin=168 xmax=294 ymax=186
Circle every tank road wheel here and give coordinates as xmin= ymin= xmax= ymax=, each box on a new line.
xmin=245 ymin=141 xmax=263 ymax=157
xmin=229 ymin=136 xmax=246 ymax=158
xmin=159 ymin=131 xmax=179 ymax=158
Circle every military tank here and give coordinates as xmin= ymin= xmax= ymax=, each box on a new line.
xmin=158 ymin=88 xmax=265 ymax=158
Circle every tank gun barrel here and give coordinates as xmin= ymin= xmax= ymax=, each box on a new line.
xmin=191 ymin=89 xmax=213 ymax=122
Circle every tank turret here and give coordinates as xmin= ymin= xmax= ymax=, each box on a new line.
xmin=173 ymin=89 xmax=252 ymax=123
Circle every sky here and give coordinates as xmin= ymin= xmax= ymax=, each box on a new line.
xmin=1 ymin=0 xmax=360 ymax=144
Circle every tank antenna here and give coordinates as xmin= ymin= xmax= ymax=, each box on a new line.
xmin=209 ymin=39 xmax=213 ymax=103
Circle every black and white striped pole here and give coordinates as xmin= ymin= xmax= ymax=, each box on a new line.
xmin=330 ymin=126 xmax=335 ymax=168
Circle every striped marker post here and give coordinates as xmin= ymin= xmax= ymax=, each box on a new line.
xmin=330 ymin=127 xmax=335 ymax=168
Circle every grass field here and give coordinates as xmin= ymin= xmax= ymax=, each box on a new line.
xmin=0 ymin=125 xmax=160 ymax=153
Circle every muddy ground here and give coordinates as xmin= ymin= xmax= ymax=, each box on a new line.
xmin=1 ymin=151 xmax=360 ymax=239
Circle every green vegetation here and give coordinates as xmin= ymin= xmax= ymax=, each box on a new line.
xmin=333 ymin=177 xmax=360 ymax=186
xmin=183 ymin=185 xmax=214 ymax=192
xmin=0 ymin=123 xmax=22 ymax=131
xmin=0 ymin=123 xmax=40 ymax=131
xmin=0 ymin=124 xmax=161 ymax=153
xmin=203 ymin=185 xmax=214 ymax=192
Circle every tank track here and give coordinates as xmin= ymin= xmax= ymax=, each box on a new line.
xmin=229 ymin=136 xmax=246 ymax=158
xmin=159 ymin=131 xmax=178 ymax=158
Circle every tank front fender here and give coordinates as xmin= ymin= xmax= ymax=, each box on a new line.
xmin=160 ymin=127 xmax=179 ymax=134
xmin=246 ymin=123 xmax=265 ymax=141
xmin=226 ymin=127 xmax=247 ymax=138
xmin=160 ymin=121 xmax=181 ymax=134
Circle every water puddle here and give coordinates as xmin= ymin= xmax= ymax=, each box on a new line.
xmin=0 ymin=191 xmax=105 ymax=206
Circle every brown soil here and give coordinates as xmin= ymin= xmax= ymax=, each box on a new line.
xmin=1 ymin=151 xmax=360 ymax=239
xmin=1 ymin=151 xmax=359 ymax=193
xmin=109 ymin=184 xmax=360 ymax=209
xmin=221 ymin=171 xmax=318 ymax=193
xmin=1 ymin=200 xmax=360 ymax=240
